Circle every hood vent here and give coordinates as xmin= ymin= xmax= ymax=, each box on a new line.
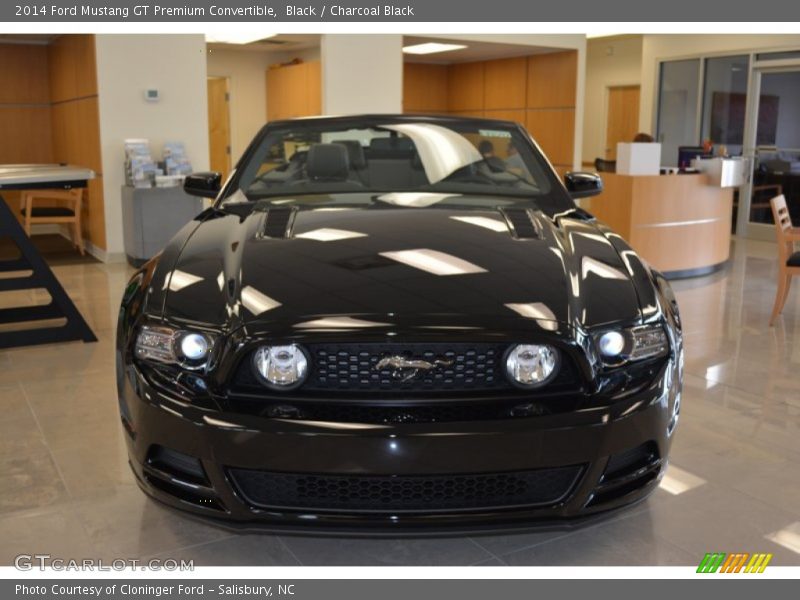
xmin=259 ymin=207 xmax=298 ymax=239
xmin=499 ymin=208 xmax=543 ymax=240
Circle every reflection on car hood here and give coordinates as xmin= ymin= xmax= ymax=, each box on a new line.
xmin=157 ymin=196 xmax=644 ymax=333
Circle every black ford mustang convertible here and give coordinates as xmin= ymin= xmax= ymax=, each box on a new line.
xmin=116 ymin=115 xmax=683 ymax=533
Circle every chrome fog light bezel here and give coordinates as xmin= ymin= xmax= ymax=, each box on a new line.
xmin=252 ymin=344 xmax=310 ymax=391
xmin=504 ymin=343 xmax=560 ymax=389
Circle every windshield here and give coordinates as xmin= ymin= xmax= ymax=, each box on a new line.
xmin=227 ymin=118 xmax=574 ymax=214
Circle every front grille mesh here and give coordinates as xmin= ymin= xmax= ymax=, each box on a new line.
xmin=228 ymin=465 xmax=584 ymax=513
xmin=232 ymin=342 xmax=582 ymax=396
xmin=308 ymin=343 xmax=506 ymax=391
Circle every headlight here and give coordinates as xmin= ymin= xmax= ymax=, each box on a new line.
xmin=179 ymin=333 xmax=209 ymax=361
xmin=505 ymin=344 xmax=559 ymax=388
xmin=135 ymin=325 xmax=213 ymax=369
xmin=594 ymin=324 xmax=669 ymax=365
xmin=253 ymin=344 xmax=309 ymax=390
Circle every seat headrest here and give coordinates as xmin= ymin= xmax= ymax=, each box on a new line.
xmin=369 ymin=136 xmax=415 ymax=154
xmin=334 ymin=140 xmax=367 ymax=170
xmin=306 ymin=144 xmax=350 ymax=181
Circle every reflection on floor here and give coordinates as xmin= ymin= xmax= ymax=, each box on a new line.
xmin=0 ymin=237 xmax=799 ymax=566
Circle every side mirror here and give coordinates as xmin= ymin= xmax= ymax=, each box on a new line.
xmin=564 ymin=171 xmax=603 ymax=199
xmin=184 ymin=172 xmax=221 ymax=199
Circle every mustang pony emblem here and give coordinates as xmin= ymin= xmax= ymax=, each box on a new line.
xmin=375 ymin=355 xmax=454 ymax=381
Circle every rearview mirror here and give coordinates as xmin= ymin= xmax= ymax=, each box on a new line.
xmin=184 ymin=172 xmax=221 ymax=199
xmin=564 ymin=172 xmax=603 ymax=199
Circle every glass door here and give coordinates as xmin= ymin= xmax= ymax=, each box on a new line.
xmin=738 ymin=67 xmax=800 ymax=239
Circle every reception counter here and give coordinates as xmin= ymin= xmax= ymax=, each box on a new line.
xmin=588 ymin=173 xmax=734 ymax=279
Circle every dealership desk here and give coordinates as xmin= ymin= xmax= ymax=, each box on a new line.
xmin=588 ymin=173 xmax=734 ymax=278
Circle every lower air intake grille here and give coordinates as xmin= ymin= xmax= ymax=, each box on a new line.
xmin=227 ymin=465 xmax=584 ymax=513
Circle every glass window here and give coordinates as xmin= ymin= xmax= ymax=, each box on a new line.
xmin=227 ymin=118 xmax=575 ymax=215
xmin=750 ymin=70 xmax=800 ymax=226
xmin=755 ymin=50 xmax=800 ymax=62
xmin=656 ymin=59 xmax=701 ymax=167
xmin=700 ymin=55 xmax=749 ymax=155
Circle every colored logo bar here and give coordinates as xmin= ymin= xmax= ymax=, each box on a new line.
xmin=697 ymin=552 xmax=773 ymax=573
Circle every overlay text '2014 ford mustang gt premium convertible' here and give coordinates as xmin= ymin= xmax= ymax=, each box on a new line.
xmin=116 ymin=115 xmax=683 ymax=533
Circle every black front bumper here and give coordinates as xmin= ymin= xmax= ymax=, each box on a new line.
xmin=118 ymin=358 xmax=678 ymax=535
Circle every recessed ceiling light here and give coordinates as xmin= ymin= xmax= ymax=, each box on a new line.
xmin=402 ymin=42 xmax=467 ymax=55
xmin=205 ymin=33 xmax=276 ymax=45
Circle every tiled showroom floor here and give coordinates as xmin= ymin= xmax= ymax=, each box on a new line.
xmin=1 ymin=237 xmax=799 ymax=566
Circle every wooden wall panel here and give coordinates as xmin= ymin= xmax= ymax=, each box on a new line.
xmin=526 ymin=108 xmax=575 ymax=167
xmin=0 ymin=35 xmax=103 ymax=250
xmin=483 ymin=109 xmax=525 ymax=125
xmin=527 ymin=50 xmax=577 ymax=109
xmin=76 ymin=97 xmax=102 ymax=173
xmin=48 ymin=36 xmax=78 ymax=103
xmin=266 ymin=61 xmax=321 ymax=121
xmin=0 ymin=43 xmax=50 ymax=104
xmin=266 ymin=66 xmax=285 ymax=122
xmin=401 ymin=49 xmax=578 ymax=169
xmin=449 ymin=109 xmax=486 ymax=119
xmin=0 ymin=107 xmax=53 ymax=164
xmin=403 ymin=63 xmax=448 ymax=113
xmin=306 ymin=61 xmax=322 ymax=115
xmin=48 ymin=34 xmax=104 ymax=250
xmin=83 ymin=177 xmax=106 ymax=250
xmin=484 ymin=57 xmax=527 ymax=110
xmin=447 ymin=62 xmax=485 ymax=112
xmin=74 ymin=35 xmax=98 ymax=98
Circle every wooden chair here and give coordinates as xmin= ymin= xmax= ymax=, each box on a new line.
xmin=20 ymin=188 xmax=84 ymax=255
xmin=769 ymin=194 xmax=800 ymax=325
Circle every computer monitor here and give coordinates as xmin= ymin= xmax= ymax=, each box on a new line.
xmin=678 ymin=146 xmax=710 ymax=169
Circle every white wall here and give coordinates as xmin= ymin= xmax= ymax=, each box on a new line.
xmin=321 ymin=35 xmax=403 ymax=114
xmin=582 ymin=35 xmax=643 ymax=163
xmin=206 ymin=48 xmax=272 ymax=163
xmin=640 ymin=34 xmax=800 ymax=134
xmin=95 ymin=34 xmax=210 ymax=258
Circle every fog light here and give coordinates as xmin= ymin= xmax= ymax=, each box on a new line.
xmin=253 ymin=344 xmax=309 ymax=390
xmin=505 ymin=344 xmax=559 ymax=388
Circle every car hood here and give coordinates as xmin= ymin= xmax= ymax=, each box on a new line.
xmin=157 ymin=197 xmax=644 ymax=334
